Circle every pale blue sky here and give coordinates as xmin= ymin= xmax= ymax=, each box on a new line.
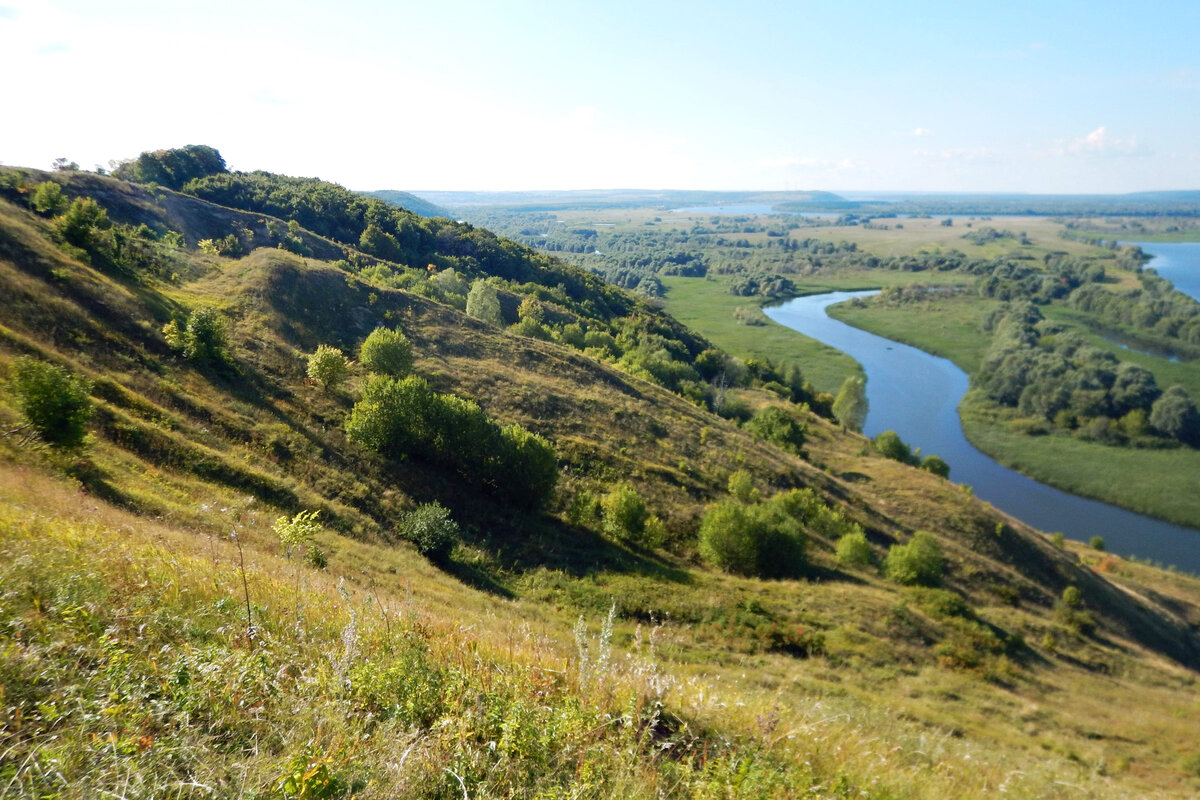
xmin=2 ymin=0 xmax=1198 ymax=192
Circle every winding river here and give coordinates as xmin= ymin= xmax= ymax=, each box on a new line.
xmin=766 ymin=291 xmax=1200 ymax=572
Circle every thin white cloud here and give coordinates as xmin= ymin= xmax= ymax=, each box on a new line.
xmin=911 ymin=127 xmax=931 ymax=138
xmin=1053 ymin=126 xmax=1149 ymax=158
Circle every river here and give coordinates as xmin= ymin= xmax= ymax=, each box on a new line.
xmin=765 ymin=291 xmax=1200 ymax=572
xmin=1128 ymin=241 xmax=1200 ymax=303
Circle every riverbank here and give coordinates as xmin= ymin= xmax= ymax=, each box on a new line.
xmin=829 ymin=295 xmax=1200 ymax=532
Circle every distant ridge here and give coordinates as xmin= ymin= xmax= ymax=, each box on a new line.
xmin=404 ymin=188 xmax=852 ymax=212
xmin=364 ymin=189 xmax=451 ymax=218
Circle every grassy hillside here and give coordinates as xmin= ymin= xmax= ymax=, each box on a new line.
xmin=3 ymin=162 xmax=1200 ymax=797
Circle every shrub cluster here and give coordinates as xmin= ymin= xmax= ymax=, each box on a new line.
xmin=358 ymin=326 xmax=413 ymax=377
xmin=399 ymin=501 xmax=460 ymax=560
xmin=346 ymin=375 xmax=557 ymax=506
xmin=8 ymin=357 xmax=93 ymax=448
xmin=883 ymin=531 xmax=943 ymax=586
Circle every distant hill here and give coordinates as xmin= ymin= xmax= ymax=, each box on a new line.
xmin=363 ymin=188 xmax=451 ymax=218
xmin=804 ymin=191 xmax=1200 ymax=217
xmin=409 ymin=188 xmax=853 ymax=212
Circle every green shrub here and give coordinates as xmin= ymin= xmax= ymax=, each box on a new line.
xmin=163 ymin=307 xmax=230 ymax=364
xmin=400 ymin=501 xmax=459 ymax=560
xmin=358 ymin=326 xmax=413 ymax=377
xmin=8 ymin=357 xmax=92 ymax=448
xmin=744 ymin=405 xmax=806 ymax=454
xmin=466 ymin=280 xmax=503 ymax=326
xmin=873 ymin=429 xmax=915 ymax=464
xmin=884 ymin=531 xmax=943 ymax=586
xmin=498 ymin=422 xmax=558 ymax=508
xmin=835 ymin=531 xmax=872 ymax=568
xmin=920 ymin=454 xmax=950 ymax=478
xmin=272 ymin=509 xmax=323 ymax=561
xmin=727 ymin=469 xmax=759 ymax=504
xmin=346 ymin=376 xmax=557 ymax=506
xmin=30 ymin=181 xmax=67 ymax=216
xmin=602 ymin=484 xmax=648 ymax=541
xmin=768 ymin=487 xmax=823 ymax=522
xmin=698 ymin=501 xmax=805 ymax=579
xmin=307 ymin=344 xmax=350 ymax=390
xmin=1089 ymin=536 xmax=1105 ymax=551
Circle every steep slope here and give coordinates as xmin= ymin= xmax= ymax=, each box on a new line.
xmin=2 ymin=163 xmax=1200 ymax=797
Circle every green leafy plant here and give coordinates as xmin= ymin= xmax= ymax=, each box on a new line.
xmin=602 ymin=483 xmax=648 ymax=541
xmin=307 ymin=345 xmax=350 ymax=390
xmin=400 ymin=501 xmax=459 ymax=560
xmin=835 ymin=531 xmax=873 ymax=568
xmin=698 ymin=501 xmax=805 ymax=578
xmin=163 ymin=306 xmax=230 ymax=364
xmin=7 ymin=357 xmax=92 ymax=448
xmin=358 ymin=326 xmax=413 ymax=377
xmin=884 ymin=531 xmax=943 ymax=586
xmin=273 ymin=510 xmax=323 ymax=559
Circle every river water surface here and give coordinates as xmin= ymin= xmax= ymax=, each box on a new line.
xmin=766 ymin=291 xmax=1200 ymax=572
xmin=1128 ymin=241 xmax=1200 ymax=302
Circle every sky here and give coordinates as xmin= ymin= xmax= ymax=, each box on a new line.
xmin=2 ymin=0 xmax=1199 ymax=194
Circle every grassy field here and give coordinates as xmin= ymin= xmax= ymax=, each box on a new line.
xmin=960 ymin=391 xmax=1200 ymax=530
xmin=795 ymin=216 xmax=1102 ymax=259
xmin=829 ymin=292 xmax=997 ymax=374
xmin=659 ymin=275 xmax=863 ymax=393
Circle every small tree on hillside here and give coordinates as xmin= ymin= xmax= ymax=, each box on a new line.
xmin=832 ymin=376 xmax=868 ymax=432
xmin=466 ymin=280 xmax=503 ymax=326
xmin=163 ymin=306 xmax=230 ymax=364
xmin=884 ymin=531 xmax=943 ymax=586
xmin=400 ymin=501 xmax=460 ymax=561
xmin=602 ymin=483 xmax=648 ymax=541
xmin=307 ymin=345 xmax=350 ymax=390
xmin=31 ymin=181 xmax=68 ymax=216
xmin=8 ymin=357 xmax=92 ymax=449
xmin=359 ymin=327 xmax=413 ymax=377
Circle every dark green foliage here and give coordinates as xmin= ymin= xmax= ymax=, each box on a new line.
xmin=8 ymin=357 xmax=92 ymax=448
xmin=883 ymin=531 xmax=943 ymax=586
xmin=698 ymin=501 xmax=806 ymax=578
xmin=979 ymin=303 xmax=1196 ymax=444
xmin=744 ymin=405 xmax=806 ymax=454
xmin=920 ymin=454 xmax=950 ymax=478
xmin=601 ymin=483 xmax=648 ymax=541
xmin=358 ymin=326 xmax=413 ymax=377
xmin=163 ymin=307 xmax=230 ymax=364
xmin=1089 ymin=536 xmax=1106 ymax=551
xmin=114 ymin=145 xmax=227 ymax=190
xmin=497 ymin=422 xmax=559 ymax=507
xmin=1149 ymin=386 xmax=1200 ymax=445
xmin=346 ymin=376 xmax=557 ymax=506
xmin=873 ymin=430 xmax=915 ymax=464
xmin=400 ymin=501 xmax=460 ymax=560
